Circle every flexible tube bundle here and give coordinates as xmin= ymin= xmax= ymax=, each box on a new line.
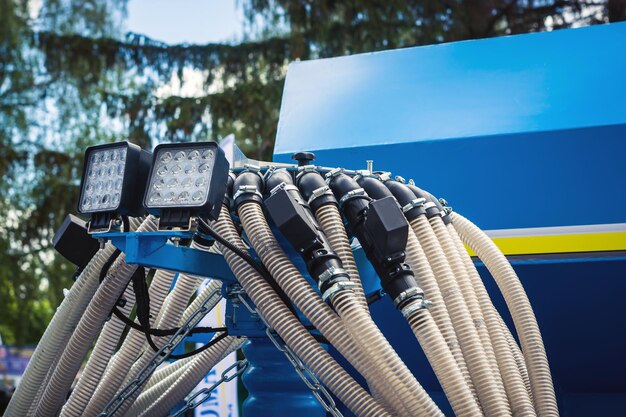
xmin=451 ymin=212 xmax=559 ymax=417
xmin=34 ymin=217 xmax=157 ymax=417
xmin=83 ymin=269 xmax=177 ymax=416
xmin=214 ymin=204 xmax=392 ymax=417
xmin=59 ymin=284 xmax=137 ymax=417
xmin=238 ymin=200 xmax=442 ymax=417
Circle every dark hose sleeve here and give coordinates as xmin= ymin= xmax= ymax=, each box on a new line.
xmin=233 ymin=171 xmax=264 ymax=208
xmin=384 ymin=180 xmax=427 ymax=221
xmin=297 ymin=171 xmax=337 ymax=212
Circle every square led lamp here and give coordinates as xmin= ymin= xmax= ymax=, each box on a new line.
xmin=78 ymin=141 xmax=152 ymax=228
xmin=143 ymin=142 xmax=229 ymax=228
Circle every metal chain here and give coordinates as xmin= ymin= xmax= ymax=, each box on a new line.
xmin=98 ymin=288 xmax=222 ymax=417
xmin=236 ymin=293 xmax=344 ymax=417
xmin=170 ymin=359 xmax=249 ymax=417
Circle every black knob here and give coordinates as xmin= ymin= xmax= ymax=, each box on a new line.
xmin=292 ymin=151 xmax=316 ymax=166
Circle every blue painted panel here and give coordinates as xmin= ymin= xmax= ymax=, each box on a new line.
xmin=276 ymin=124 xmax=626 ymax=230
xmin=276 ymin=23 xmax=626 ymax=155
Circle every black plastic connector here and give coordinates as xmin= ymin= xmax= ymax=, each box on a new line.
xmin=233 ymin=170 xmax=264 ymax=209
xmin=52 ymin=214 xmax=100 ymax=269
xmin=296 ymin=170 xmax=337 ymax=212
xmin=292 ymin=151 xmax=316 ymax=166
xmin=356 ymin=175 xmax=394 ymax=200
xmin=329 ymin=176 xmax=423 ymax=309
xmin=264 ymin=181 xmax=349 ymax=295
xmin=384 ymin=180 xmax=427 ymax=221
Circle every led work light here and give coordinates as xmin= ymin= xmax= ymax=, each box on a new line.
xmin=143 ymin=141 xmax=229 ymax=228
xmin=78 ymin=141 xmax=152 ymax=231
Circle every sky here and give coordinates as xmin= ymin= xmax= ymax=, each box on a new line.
xmin=125 ymin=0 xmax=245 ymax=44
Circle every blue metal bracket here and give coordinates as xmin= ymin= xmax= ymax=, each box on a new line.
xmin=93 ymin=231 xmax=236 ymax=283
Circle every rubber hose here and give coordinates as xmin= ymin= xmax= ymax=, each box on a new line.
xmin=411 ymin=214 xmax=511 ymax=417
xmin=314 ymin=204 xmax=368 ymax=308
xmin=239 ymin=202 xmax=442 ymax=417
xmin=34 ymin=216 xmax=156 ymax=417
xmin=60 ymin=283 xmax=137 ymax=417
xmin=499 ymin=315 xmax=533 ymax=402
xmin=83 ymin=269 xmax=177 ymax=415
xmin=144 ymin=356 xmax=195 ymax=391
xmin=114 ymin=273 xmax=219 ymax=416
xmin=447 ymin=223 xmax=536 ymax=416
xmin=403 ymin=227 xmax=475 ymax=398
xmin=214 ymin=204 xmax=392 ymax=417
xmin=125 ymin=337 xmax=244 ymax=417
xmin=405 ymin=301 xmax=484 ymax=417
xmin=3 ymin=230 xmax=135 ymax=417
xmin=430 ymin=216 xmax=511 ymax=413
xmin=136 ymin=335 xmax=236 ymax=417
xmin=451 ymin=213 xmax=558 ymax=417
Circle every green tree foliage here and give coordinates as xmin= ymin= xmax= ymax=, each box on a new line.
xmin=0 ymin=0 xmax=623 ymax=344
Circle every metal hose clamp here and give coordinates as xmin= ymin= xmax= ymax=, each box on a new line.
xmin=392 ymin=287 xmax=425 ymax=308
xmin=394 ymin=175 xmax=406 ymax=183
xmin=269 ymin=182 xmax=299 ymax=196
xmin=402 ymin=198 xmax=426 ymax=213
xmin=401 ymin=299 xmax=433 ymax=318
xmin=324 ymin=168 xmax=344 ymax=184
xmin=233 ymin=185 xmax=262 ymax=201
xmin=307 ymin=185 xmax=333 ymax=206
xmin=317 ymin=266 xmax=347 ymax=284
xmin=338 ymin=188 xmax=367 ymax=209
xmin=322 ymin=281 xmax=357 ymax=303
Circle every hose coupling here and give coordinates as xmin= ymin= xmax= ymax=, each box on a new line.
xmin=324 ymin=167 xmax=344 ymax=184
xmin=353 ymin=169 xmax=378 ymax=183
xmin=297 ymin=164 xmax=318 ymax=173
xmin=307 ymin=185 xmax=333 ymax=206
xmin=322 ymin=280 xmax=357 ymax=303
xmin=233 ymin=185 xmax=263 ymax=202
xmin=269 ymin=181 xmax=299 ymax=196
xmin=401 ymin=198 xmax=426 ymax=213
xmin=318 ymin=266 xmax=348 ymax=284
xmin=401 ymin=299 xmax=433 ymax=318
xmin=338 ymin=188 xmax=367 ymax=209
xmin=393 ymin=287 xmax=425 ymax=309
xmin=243 ymin=163 xmax=261 ymax=172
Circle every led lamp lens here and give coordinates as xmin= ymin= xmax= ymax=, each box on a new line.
xmin=145 ymin=146 xmax=216 ymax=208
xmin=80 ymin=147 xmax=127 ymax=212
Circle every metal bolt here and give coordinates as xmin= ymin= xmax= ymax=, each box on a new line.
xmin=366 ymin=160 xmax=373 ymax=172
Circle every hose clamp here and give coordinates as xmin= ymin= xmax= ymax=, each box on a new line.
xmin=307 ymin=185 xmax=333 ymax=206
xmin=322 ymin=281 xmax=357 ymax=303
xmin=233 ymin=185 xmax=263 ymax=202
xmin=269 ymin=181 xmax=299 ymax=196
xmin=401 ymin=198 xmax=426 ymax=213
xmin=243 ymin=163 xmax=261 ymax=173
xmin=423 ymin=201 xmax=442 ymax=216
xmin=393 ymin=287 xmax=425 ymax=308
xmin=338 ymin=188 xmax=367 ymax=209
xmin=324 ymin=168 xmax=344 ymax=184
xmin=317 ymin=266 xmax=347 ymax=284
xmin=298 ymin=165 xmax=317 ymax=173
xmin=408 ymin=179 xmax=416 ymax=186
xmin=394 ymin=175 xmax=406 ymax=183
xmin=377 ymin=171 xmax=393 ymax=182
xmin=401 ymin=299 xmax=433 ymax=318
xmin=353 ymin=170 xmax=378 ymax=183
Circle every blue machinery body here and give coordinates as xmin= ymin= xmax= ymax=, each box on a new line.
xmin=101 ymin=23 xmax=626 ymax=416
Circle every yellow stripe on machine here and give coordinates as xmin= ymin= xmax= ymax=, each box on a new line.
xmin=463 ymin=223 xmax=626 ymax=256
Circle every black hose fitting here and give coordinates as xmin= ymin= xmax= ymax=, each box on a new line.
xmin=328 ymin=174 xmax=423 ymax=309
xmin=296 ymin=169 xmax=337 ymax=212
xmin=355 ymin=174 xmax=394 ymax=200
xmin=264 ymin=180 xmax=351 ymax=298
xmin=383 ymin=179 xmax=427 ymax=221
xmin=233 ymin=170 xmax=264 ymax=209
xmin=264 ymin=168 xmax=294 ymax=194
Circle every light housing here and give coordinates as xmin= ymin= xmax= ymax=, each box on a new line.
xmin=52 ymin=214 xmax=100 ymax=269
xmin=77 ymin=141 xmax=152 ymax=229
xmin=143 ymin=141 xmax=230 ymax=228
